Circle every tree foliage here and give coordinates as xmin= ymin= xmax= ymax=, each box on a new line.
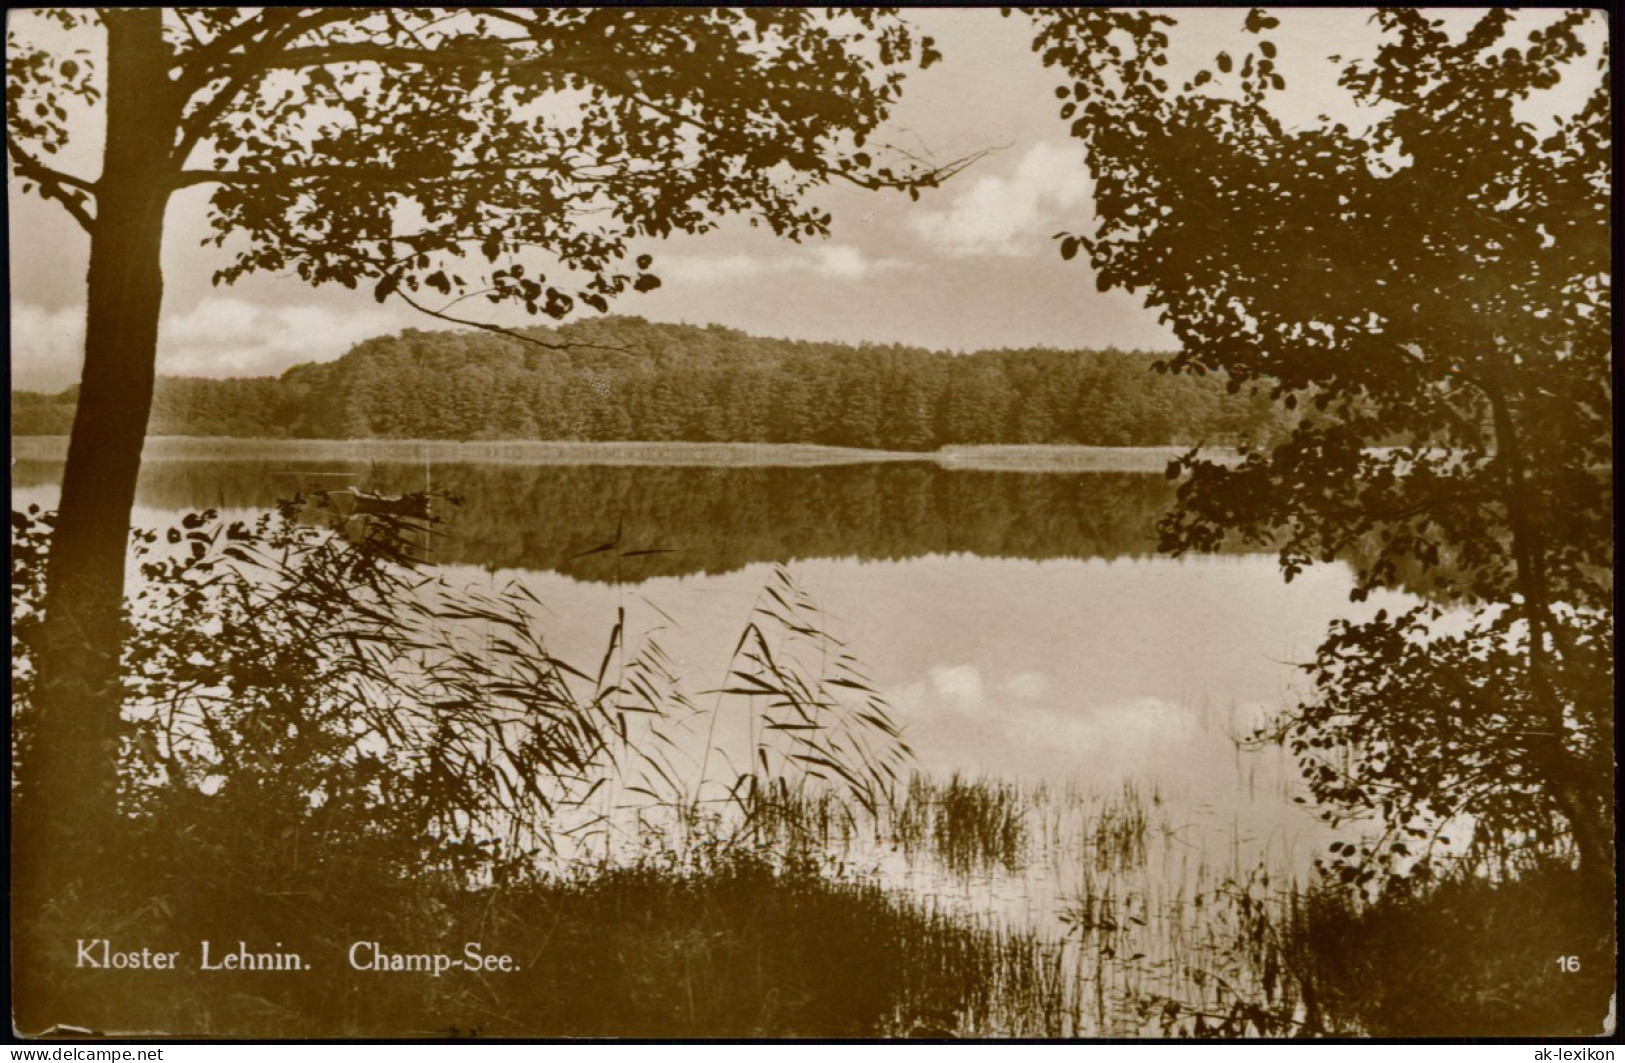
xmin=7 ymin=7 xmax=959 ymax=947
xmin=10 ymin=8 xmax=954 ymax=330
xmin=1027 ymin=7 xmax=1612 ymax=875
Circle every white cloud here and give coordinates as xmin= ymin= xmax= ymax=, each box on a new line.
xmin=930 ymin=664 xmax=985 ymax=711
xmin=1036 ymin=697 xmax=1200 ymax=759
xmin=656 ymin=244 xmax=905 ymax=286
xmin=157 ymin=298 xmax=406 ymax=378
xmin=10 ymin=304 xmax=86 ymax=392
xmin=895 ymin=666 xmax=1041 ymax=722
xmin=908 ymin=141 xmax=1092 ymax=258
xmin=948 ymin=695 xmax=1202 ymax=770
xmin=806 ymin=245 xmax=881 ymax=280
xmin=659 ymin=253 xmax=763 ymax=287
xmin=10 ymin=297 xmax=411 ymax=390
xmin=887 ymin=666 xmax=1208 ymax=777
xmin=1003 ymin=672 xmax=1051 ymax=701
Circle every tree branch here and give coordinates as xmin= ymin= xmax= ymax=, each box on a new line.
xmin=170 ymin=8 xmax=208 ymax=52
xmin=7 ymin=141 xmax=96 ymax=232
xmin=170 ymin=10 xmax=346 ymax=98
xmin=169 ymin=10 xmax=275 ymax=78
xmin=180 ymin=17 xmax=969 ymax=203
xmin=258 ymin=35 xmax=964 ymax=191
xmin=471 ymin=7 xmax=974 ymax=191
xmin=836 ymin=144 xmax=1000 ymax=194
xmin=173 ymin=160 xmax=574 ymax=189
xmin=1337 ymin=485 xmax=1491 ymax=525
xmin=388 ymin=286 xmax=629 ymax=355
xmin=254 ymin=40 xmax=721 ymax=159
xmin=473 ymin=9 xmax=544 ymax=36
xmin=259 ymin=40 xmax=533 ymax=74
xmin=267 ymin=231 xmax=631 ymax=355
xmin=172 ymin=11 xmax=356 ymax=166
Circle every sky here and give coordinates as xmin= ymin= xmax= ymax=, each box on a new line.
xmin=7 ymin=8 xmax=1604 ymax=391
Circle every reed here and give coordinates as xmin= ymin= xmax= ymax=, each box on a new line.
xmin=891 ymin=773 xmax=1029 ymax=875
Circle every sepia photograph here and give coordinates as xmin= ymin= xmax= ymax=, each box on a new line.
xmin=7 ymin=6 xmax=1617 ymax=1043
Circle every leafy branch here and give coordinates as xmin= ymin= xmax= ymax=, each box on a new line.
xmin=7 ymin=141 xmax=96 ymax=232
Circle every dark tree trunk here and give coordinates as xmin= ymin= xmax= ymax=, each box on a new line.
xmin=14 ymin=9 xmax=177 ymax=1031
xmin=1484 ymin=384 xmax=1613 ymax=883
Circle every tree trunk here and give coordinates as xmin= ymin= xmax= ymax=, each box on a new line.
xmin=14 ymin=9 xmax=176 ymax=1032
xmin=1484 ymin=383 xmax=1613 ymax=882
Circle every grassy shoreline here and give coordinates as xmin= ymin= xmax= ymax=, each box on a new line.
xmin=10 ymin=435 xmax=1219 ymax=472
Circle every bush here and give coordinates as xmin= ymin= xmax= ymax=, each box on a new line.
xmin=1292 ymin=864 xmax=1617 ymax=1037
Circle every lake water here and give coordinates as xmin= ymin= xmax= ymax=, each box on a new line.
xmin=11 ymin=447 xmax=1406 ymax=1033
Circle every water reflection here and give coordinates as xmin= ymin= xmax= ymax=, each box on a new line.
xmin=13 ymin=458 xmax=1195 ymax=579
xmin=446 ymin=553 xmax=1380 ymax=808
xmin=11 ymin=455 xmax=1390 ymax=801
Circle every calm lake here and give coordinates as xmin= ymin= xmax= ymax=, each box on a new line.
xmin=12 ymin=443 xmax=1406 ymax=1033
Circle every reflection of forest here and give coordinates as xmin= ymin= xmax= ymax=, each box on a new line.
xmin=13 ymin=460 xmax=1211 ymax=580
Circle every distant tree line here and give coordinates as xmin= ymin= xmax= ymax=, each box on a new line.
xmin=10 ymin=389 xmax=79 ymax=435
xmin=12 ymin=318 xmax=1285 ymax=450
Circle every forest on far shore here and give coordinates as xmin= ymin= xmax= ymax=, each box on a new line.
xmin=11 ymin=316 xmax=1284 ymax=450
